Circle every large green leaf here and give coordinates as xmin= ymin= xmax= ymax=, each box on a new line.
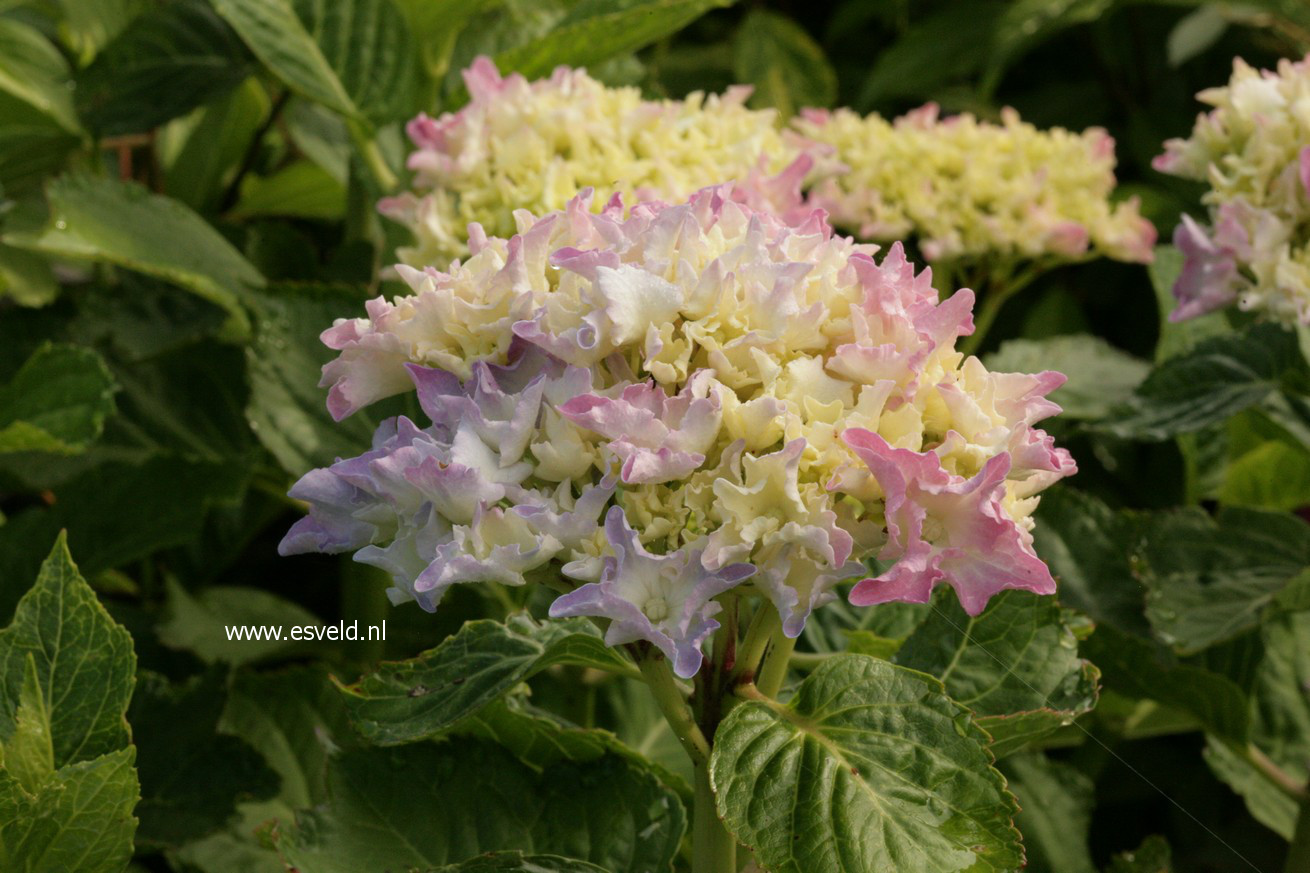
xmin=0 ymin=93 xmax=80 ymax=196
xmin=733 ymin=9 xmax=837 ymax=117
xmin=1099 ymin=323 xmax=1303 ymax=441
xmin=494 ymin=0 xmax=735 ymax=81
xmin=274 ymin=739 xmax=685 ymax=873
xmin=1136 ymin=507 xmax=1310 ymax=653
xmin=4 ymin=175 xmax=265 ymax=338
xmin=433 ymin=854 xmax=607 ymax=873
xmin=161 ymin=78 xmax=271 ymax=211
xmin=156 ymin=577 xmax=326 ymax=666
xmin=244 ymin=283 xmax=378 ymax=477
xmin=338 ymin=616 xmax=636 ymax=745
xmin=76 ymin=0 xmax=253 ymax=136
xmin=128 ymin=670 xmax=278 ymax=848
xmin=1202 ymin=737 xmax=1298 ymax=840
xmin=0 ymin=746 xmax=139 ymax=873
xmin=0 ymin=534 xmax=136 ymax=770
xmin=1000 ymin=751 xmax=1096 ymax=873
xmin=0 ymin=243 xmax=58 ymax=307
xmin=857 ymin=1 xmax=1006 ymax=107
xmin=54 ymin=0 xmax=148 ymax=62
xmin=710 ymin=655 xmax=1022 ymax=873
xmin=985 ymin=334 xmax=1150 ymax=420
xmin=0 ymin=18 xmax=81 ymax=134
xmin=1220 ymin=439 xmax=1310 ymax=511
xmin=1083 ymin=627 xmax=1248 ymax=743
xmin=895 ymin=590 xmax=1100 ymax=758
xmin=211 ymin=0 xmax=419 ymax=125
xmin=230 ymin=160 xmax=345 ymax=220
xmin=0 ymin=344 xmax=117 ymax=455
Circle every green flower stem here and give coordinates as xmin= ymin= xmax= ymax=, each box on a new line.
xmin=1288 ymin=795 xmax=1310 ymax=873
xmin=638 ymin=654 xmax=710 ymax=766
xmin=1243 ymin=743 xmax=1310 ymax=801
xmin=732 ymin=602 xmax=780 ymax=685
xmin=348 ymin=121 xmax=399 ymax=193
xmin=756 ymin=628 xmax=797 ymax=699
xmin=693 ymin=760 xmax=736 ymax=873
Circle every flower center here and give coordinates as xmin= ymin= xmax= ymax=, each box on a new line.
xmin=642 ymin=597 xmax=669 ymax=622
xmin=921 ymin=516 xmax=946 ymax=544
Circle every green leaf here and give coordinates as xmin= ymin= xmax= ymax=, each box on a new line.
xmin=0 ymin=243 xmax=59 ymax=308
xmin=1202 ymin=737 xmax=1298 ymax=840
xmin=986 ymin=0 xmax=1114 ymax=85
xmin=161 ymin=78 xmax=271 ymax=211
xmin=1219 ymin=439 xmax=1310 ymax=511
xmin=458 ymin=693 xmax=691 ymax=802
xmin=230 ymin=160 xmax=346 ymax=220
xmin=1100 ymin=323 xmax=1301 ymax=441
xmin=54 ymin=0 xmax=148 ymax=62
xmin=1082 ymin=627 xmax=1247 ymax=743
xmin=1000 ymin=751 xmax=1096 ymax=873
xmin=1166 ymin=5 xmax=1228 ymax=68
xmin=432 ymin=853 xmax=607 ymax=873
xmin=984 ymin=334 xmax=1150 ymax=420
xmin=0 ymin=18 xmax=82 ymax=134
xmin=220 ymin=666 xmax=355 ymax=809
xmin=4 ymin=656 xmax=55 ymax=793
xmin=857 ymin=1 xmax=1006 ymax=107
xmin=290 ymin=0 xmax=420 ymax=126
xmin=4 ymin=175 xmax=265 ymax=338
xmin=156 ymin=577 xmax=326 ymax=665
xmin=0 ymin=344 xmax=117 ymax=455
xmin=494 ymin=0 xmax=735 ymax=81
xmin=208 ymin=0 xmax=357 ymax=117
xmin=1137 ymin=507 xmax=1310 ymax=653
xmin=274 ymin=739 xmax=685 ymax=873
xmin=75 ymin=0 xmax=253 ymax=137
xmin=1248 ymin=609 xmax=1310 ymax=801
xmin=0 ymin=746 xmax=139 ymax=873
xmin=0 ymin=534 xmax=136 ymax=770
xmin=1032 ymin=488 xmax=1151 ymax=636
xmin=895 ymin=590 xmax=1100 ymax=758
xmin=338 ymin=616 xmax=636 ymax=745
xmin=733 ymin=9 xmax=837 ymax=117
xmin=129 ymin=670 xmax=278 ymax=848
xmin=212 ymin=0 xmax=419 ymax=125
xmin=710 ymin=655 xmax=1022 ymax=873
xmin=244 ymin=283 xmax=377 ymax=476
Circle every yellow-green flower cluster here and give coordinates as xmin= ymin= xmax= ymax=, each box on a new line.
xmin=793 ymin=104 xmax=1156 ymax=264
xmin=379 ymin=56 xmax=809 ymax=268
xmin=1155 ymin=56 xmax=1310 ymax=323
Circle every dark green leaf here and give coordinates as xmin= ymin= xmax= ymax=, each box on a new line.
xmin=857 ymin=2 xmax=1006 ymax=107
xmin=711 ymin=655 xmax=1022 ymax=873
xmin=985 ymin=334 xmax=1150 ymax=420
xmin=494 ymin=0 xmax=735 ymax=81
xmin=1202 ymin=737 xmax=1298 ymax=840
xmin=156 ymin=577 xmax=326 ymax=665
xmin=244 ymin=283 xmax=378 ymax=476
xmin=230 ymin=160 xmax=346 ymax=220
xmin=162 ymin=78 xmax=271 ymax=211
xmin=0 ymin=18 xmax=81 ymax=134
xmin=733 ymin=9 xmax=837 ymax=117
xmin=1219 ymin=440 xmax=1310 ymax=511
xmin=338 ymin=616 xmax=636 ymax=745
xmin=1105 ymin=835 xmax=1172 ymax=873
xmin=0 ymin=243 xmax=58 ymax=307
xmin=1001 ymin=751 xmax=1096 ymax=873
xmin=896 ymin=590 xmax=1099 ymax=757
xmin=76 ymin=0 xmax=253 ymax=136
xmin=1137 ymin=507 xmax=1310 ymax=653
xmin=129 ymin=670 xmax=278 ymax=848
xmin=274 ymin=739 xmax=685 ymax=873
xmin=0 ymin=343 xmax=117 ymax=455
xmin=54 ymin=0 xmax=148 ymax=62
xmin=1099 ymin=323 xmax=1302 ymax=441
xmin=1083 ymin=627 xmax=1247 ymax=743
xmin=433 ymin=853 xmax=607 ymax=873
xmin=0 ymin=534 xmax=136 ymax=770
xmin=4 ymin=175 xmax=265 ymax=338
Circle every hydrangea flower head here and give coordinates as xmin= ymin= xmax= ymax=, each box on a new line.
xmin=793 ymin=104 xmax=1156 ymax=264
xmin=379 ymin=56 xmax=812 ymax=268
xmin=283 ymin=183 xmax=1075 ymax=674
xmin=1155 ymin=56 xmax=1310 ymax=324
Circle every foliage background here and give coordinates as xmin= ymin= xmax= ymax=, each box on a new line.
xmin=0 ymin=1 xmax=1308 ymax=872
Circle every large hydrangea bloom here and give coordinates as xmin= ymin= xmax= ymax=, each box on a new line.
xmin=1155 ymin=56 xmax=1310 ymax=324
xmin=284 ymin=185 xmax=1075 ymax=676
xmin=793 ymin=104 xmax=1156 ymax=264
xmin=379 ymin=56 xmax=811 ymax=268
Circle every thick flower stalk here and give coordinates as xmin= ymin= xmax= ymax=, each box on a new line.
xmin=379 ymin=56 xmax=812 ymax=268
xmin=283 ymin=185 xmax=1076 ymax=677
xmin=793 ymin=104 xmax=1156 ymax=265
xmin=1155 ymin=56 xmax=1310 ymax=324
